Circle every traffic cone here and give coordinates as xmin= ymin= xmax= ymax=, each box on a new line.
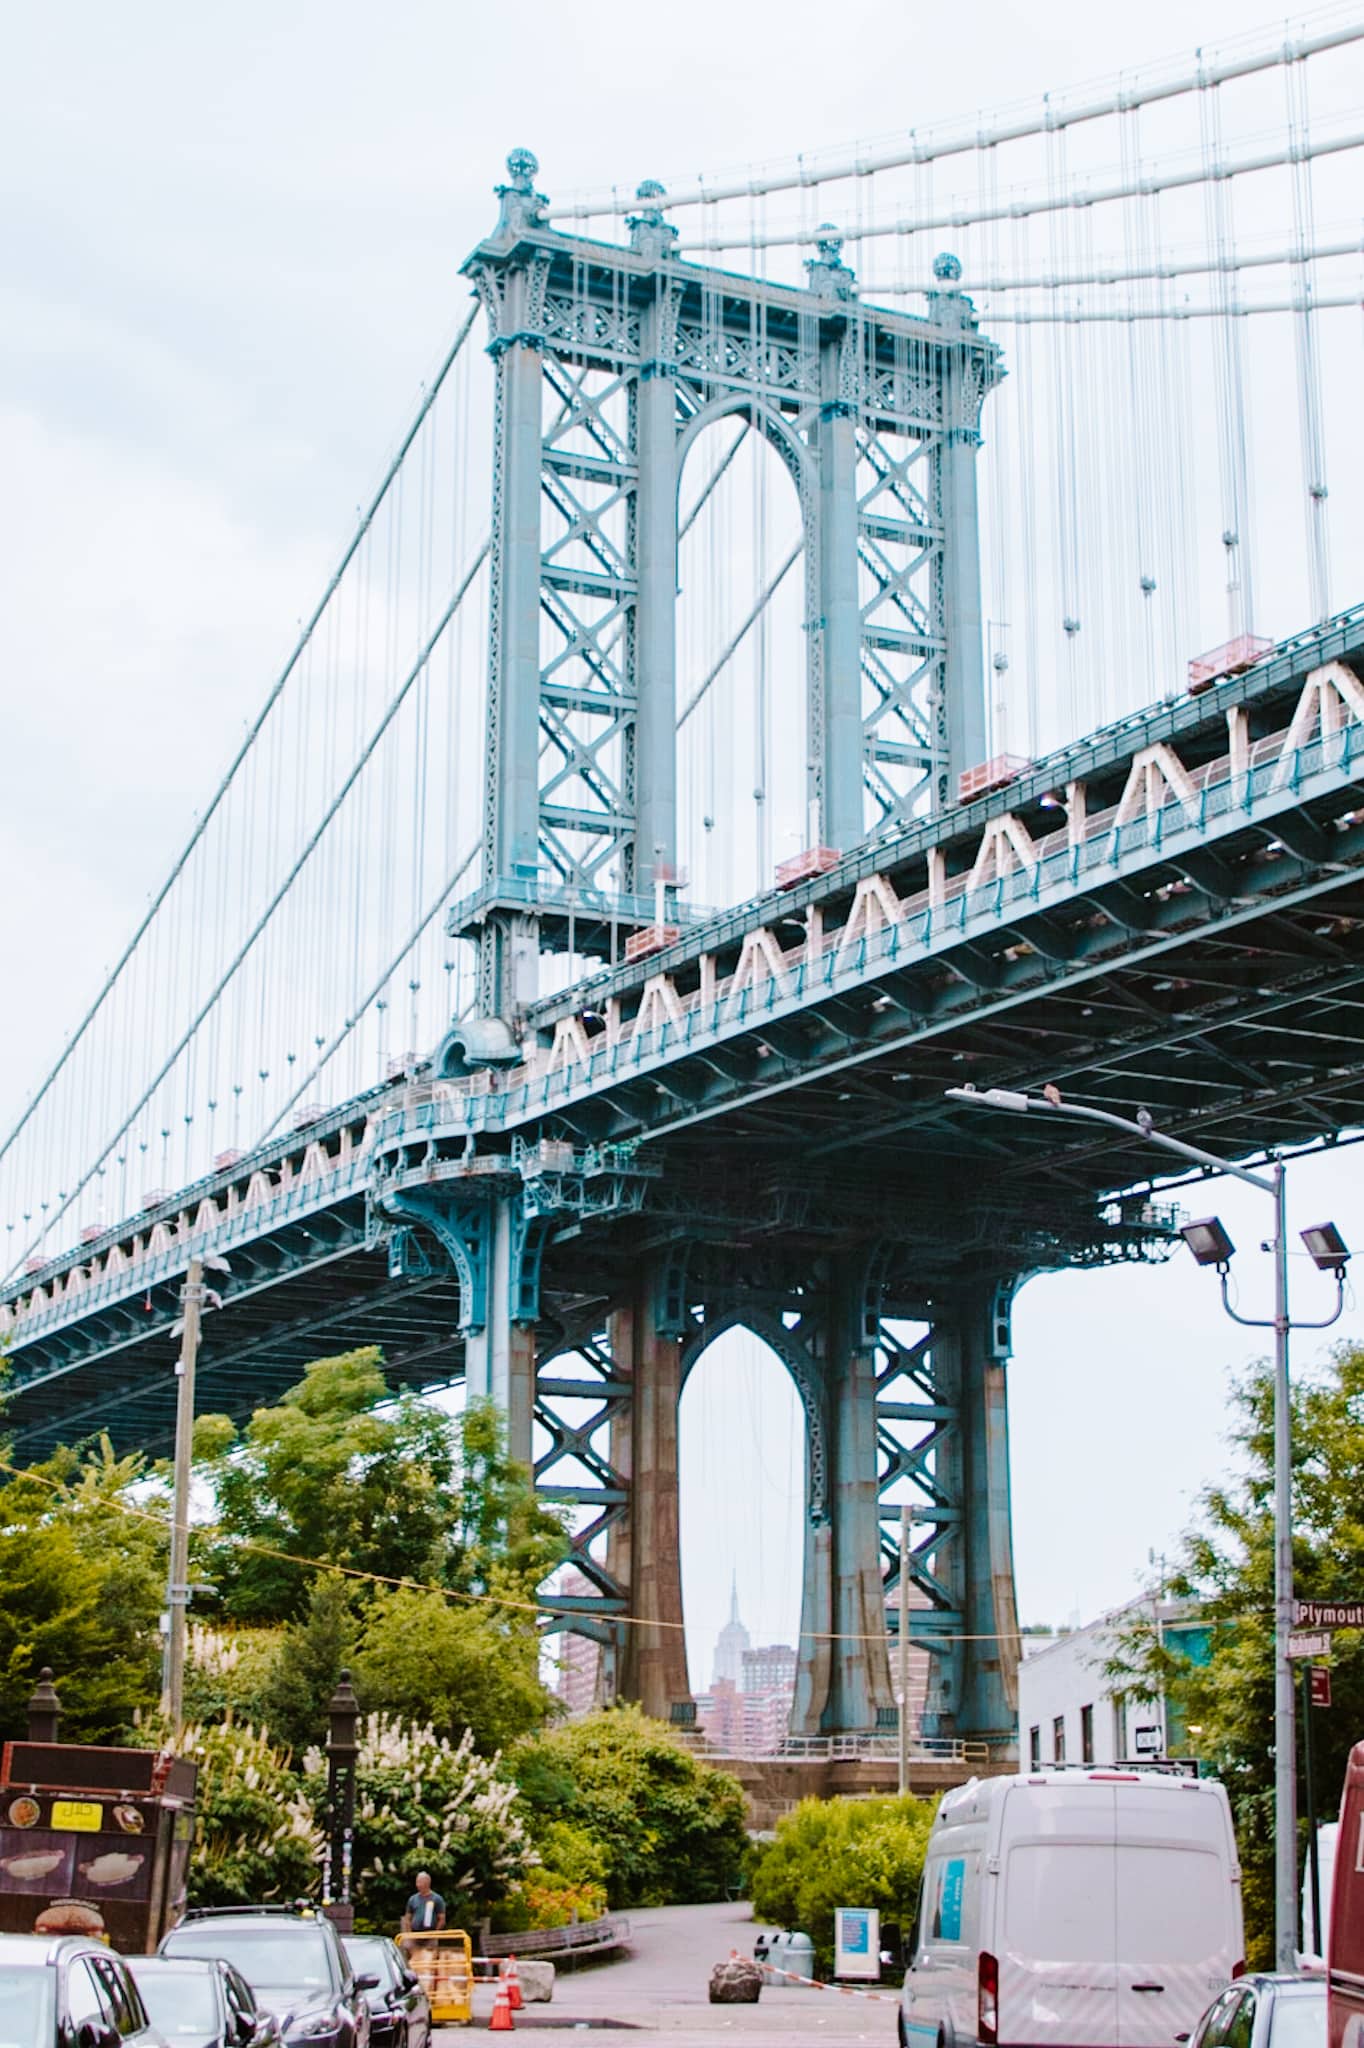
xmin=490 ymin=1977 xmax=514 ymax=2031
xmin=504 ymin=1957 xmax=524 ymax=2012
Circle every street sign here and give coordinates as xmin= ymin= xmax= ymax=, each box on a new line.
xmin=1134 ymin=1725 xmax=1162 ymax=1754
xmin=1310 ymin=1667 xmax=1332 ymax=1709
xmin=1294 ymin=1600 xmax=1364 ymax=1629
xmin=1289 ymin=1631 xmax=1333 ymax=1660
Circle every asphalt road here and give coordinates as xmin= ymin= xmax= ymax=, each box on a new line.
xmin=439 ymin=1901 xmax=896 ymax=2042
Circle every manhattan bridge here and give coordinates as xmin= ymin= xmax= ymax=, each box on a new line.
xmin=4 ymin=16 xmax=1364 ymax=1751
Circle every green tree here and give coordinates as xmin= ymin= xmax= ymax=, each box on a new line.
xmin=196 ymin=1360 xmax=565 ymax=1623
xmin=1105 ymin=1341 xmax=1364 ymax=1967
xmin=352 ymin=1586 xmax=548 ymax=1756
xmin=195 ymin=1350 xmax=464 ymax=1621
xmin=0 ymin=1438 xmax=164 ymax=1740
xmin=750 ymin=1794 xmax=937 ymax=1976
xmin=513 ymin=1706 xmax=748 ymax=1908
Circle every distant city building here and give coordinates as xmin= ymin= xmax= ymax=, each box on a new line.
xmin=1017 ymin=1593 xmax=1210 ymax=1767
xmin=554 ymin=1570 xmax=600 ymax=1716
xmin=696 ymin=1588 xmax=796 ymax=1753
xmin=711 ymin=1576 xmax=752 ymax=1687
xmin=742 ymin=1642 xmax=796 ymax=1695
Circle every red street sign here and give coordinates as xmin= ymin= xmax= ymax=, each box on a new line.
xmin=1310 ymin=1666 xmax=1332 ymax=1709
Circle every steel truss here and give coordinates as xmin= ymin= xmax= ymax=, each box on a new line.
xmin=458 ymin=158 xmax=1000 ymax=1016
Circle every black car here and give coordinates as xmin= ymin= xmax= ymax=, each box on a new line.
xmin=341 ymin=1939 xmax=431 ymax=2048
xmin=128 ymin=1955 xmax=283 ymax=2048
xmin=1189 ymin=1973 xmax=1327 ymax=2048
xmin=0 ymin=1931 xmax=167 ymax=2048
xmin=159 ymin=1910 xmax=375 ymax=2048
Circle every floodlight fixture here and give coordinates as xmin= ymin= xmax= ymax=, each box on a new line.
xmin=1180 ymin=1216 xmax=1236 ymax=1269
xmin=1300 ymin=1222 xmax=1351 ymax=1275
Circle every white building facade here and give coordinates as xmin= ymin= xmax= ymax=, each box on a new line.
xmin=1017 ymin=1597 xmax=1208 ymax=1768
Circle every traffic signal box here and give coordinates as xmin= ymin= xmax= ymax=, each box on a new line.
xmin=0 ymin=1740 xmax=197 ymax=1952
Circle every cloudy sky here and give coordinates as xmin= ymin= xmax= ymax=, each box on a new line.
xmin=3 ymin=0 xmax=1362 ymax=1684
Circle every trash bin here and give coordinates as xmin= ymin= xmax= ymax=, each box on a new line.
xmin=783 ymin=1932 xmax=816 ymax=1985
xmin=764 ymin=1932 xmax=789 ymax=1978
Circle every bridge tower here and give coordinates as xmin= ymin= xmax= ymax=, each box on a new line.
xmin=425 ymin=153 xmax=1010 ymax=1749
xmin=454 ymin=150 xmax=1002 ymax=1024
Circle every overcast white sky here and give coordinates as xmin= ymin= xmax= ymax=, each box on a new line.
xmin=3 ymin=0 xmax=1362 ymax=1686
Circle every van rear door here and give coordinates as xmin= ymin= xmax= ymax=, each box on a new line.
xmin=999 ymin=1785 xmax=1119 ymax=2047
xmin=1114 ymin=1787 xmax=1241 ymax=2047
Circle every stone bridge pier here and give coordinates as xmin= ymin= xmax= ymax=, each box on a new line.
xmin=530 ymin=1239 xmax=1024 ymax=1755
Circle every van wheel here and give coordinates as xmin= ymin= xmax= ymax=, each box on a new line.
xmin=896 ymin=2018 xmax=907 ymax=2048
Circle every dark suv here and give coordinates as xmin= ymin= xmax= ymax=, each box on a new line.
xmin=159 ymin=1910 xmax=374 ymax=2048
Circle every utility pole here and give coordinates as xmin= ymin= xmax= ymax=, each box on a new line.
xmin=898 ymin=1504 xmax=912 ymax=1796
xmin=162 ymin=1255 xmax=204 ymax=1733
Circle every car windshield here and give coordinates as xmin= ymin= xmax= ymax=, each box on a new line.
xmin=1270 ymin=1989 xmax=1327 ymax=2048
xmin=344 ymin=1939 xmax=393 ymax=1984
xmin=165 ymin=1926 xmax=333 ymax=1992
xmin=0 ymin=1967 xmax=54 ymax=2048
xmin=128 ymin=1968 xmax=219 ymax=2037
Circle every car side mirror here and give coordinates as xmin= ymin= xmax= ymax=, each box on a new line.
xmin=236 ymin=2016 xmax=255 ymax=2045
xmin=77 ymin=2023 xmax=118 ymax=2048
xmin=355 ymin=1974 xmax=381 ymax=1992
xmin=402 ymin=1970 xmax=420 ymax=1991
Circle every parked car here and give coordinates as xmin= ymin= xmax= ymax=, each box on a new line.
xmin=1191 ymin=1973 xmax=1326 ymax=2048
xmin=341 ymin=1937 xmax=431 ymax=2048
xmin=900 ymin=1766 xmax=1244 ymax=2048
xmin=159 ymin=1910 xmax=375 ymax=2048
xmin=0 ymin=1931 xmax=167 ymax=2048
xmin=127 ymin=1955 xmax=283 ymax=2048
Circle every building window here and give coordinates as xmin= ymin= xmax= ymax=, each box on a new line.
xmin=1029 ymin=1725 xmax=1040 ymax=1768
xmin=1053 ymin=1714 xmax=1066 ymax=1764
xmin=1081 ymin=1703 xmax=1095 ymax=1764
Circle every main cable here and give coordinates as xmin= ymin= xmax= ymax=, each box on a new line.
xmin=0 ymin=299 xmax=481 ymax=1177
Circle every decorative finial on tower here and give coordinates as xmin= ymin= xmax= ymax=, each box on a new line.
xmin=805 ymin=222 xmax=857 ymax=301
xmin=628 ymin=178 xmax=679 ymax=259
xmin=928 ymin=249 xmax=977 ymax=331
xmin=493 ymin=148 xmax=550 ymax=239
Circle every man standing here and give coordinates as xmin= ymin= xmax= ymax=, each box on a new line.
xmin=403 ymin=1871 xmax=447 ymax=1934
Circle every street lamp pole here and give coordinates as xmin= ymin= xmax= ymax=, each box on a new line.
xmin=945 ymin=1086 xmax=1349 ymax=1971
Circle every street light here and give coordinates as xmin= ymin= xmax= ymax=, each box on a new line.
xmin=945 ymin=1082 xmax=1352 ymax=1971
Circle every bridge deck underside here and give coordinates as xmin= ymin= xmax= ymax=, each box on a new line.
xmin=7 ymin=868 xmax=1362 ymax=1461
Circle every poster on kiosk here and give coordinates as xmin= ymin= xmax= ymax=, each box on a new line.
xmin=834 ymin=1906 xmax=880 ymax=1981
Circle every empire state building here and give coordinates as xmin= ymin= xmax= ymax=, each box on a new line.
xmin=711 ymin=1575 xmax=751 ymax=1687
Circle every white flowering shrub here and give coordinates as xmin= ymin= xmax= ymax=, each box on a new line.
xmin=304 ymin=1714 xmax=530 ymax=1931
xmin=178 ymin=1717 xmax=324 ymax=1906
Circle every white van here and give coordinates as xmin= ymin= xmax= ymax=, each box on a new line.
xmin=900 ymin=1768 xmax=1244 ymax=2048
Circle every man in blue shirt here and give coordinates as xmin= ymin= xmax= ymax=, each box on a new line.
xmin=403 ymin=1871 xmax=447 ymax=1933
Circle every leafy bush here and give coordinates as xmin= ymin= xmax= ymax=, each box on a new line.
xmin=305 ymin=1715 xmax=529 ymax=1933
xmin=176 ymin=1718 xmax=322 ymax=1907
xmin=750 ymin=1794 xmax=937 ymax=1976
xmin=492 ymin=1820 xmax=607 ymax=1932
xmin=513 ymin=1705 xmax=748 ymax=1909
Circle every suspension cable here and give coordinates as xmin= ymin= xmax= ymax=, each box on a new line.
xmin=6 ymin=540 xmax=490 ymax=1278
xmin=0 ymin=298 xmax=481 ymax=1177
xmin=678 ymin=126 xmax=1364 ymax=255
xmin=862 ymin=231 xmax=1364 ymax=299
xmin=552 ymin=20 xmax=1364 ymax=218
